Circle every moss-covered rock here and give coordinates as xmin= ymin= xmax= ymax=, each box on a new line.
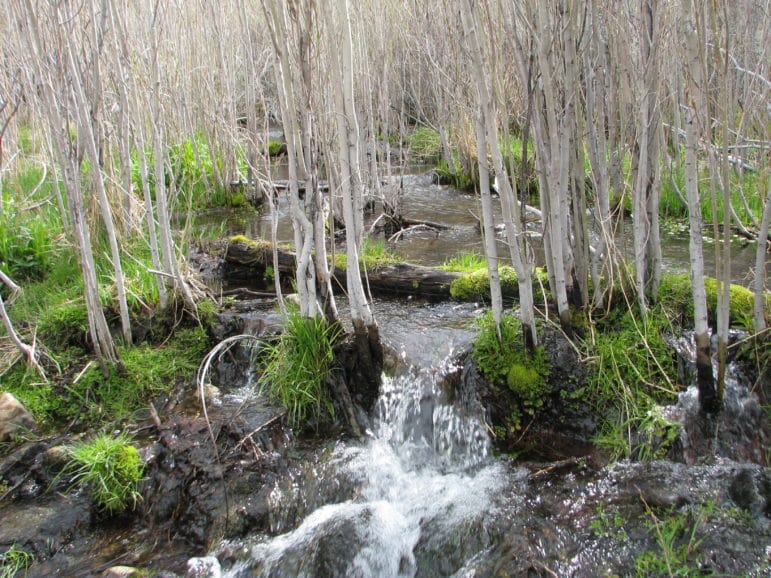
xmin=658 ymin=272 xmax=769 ymax=327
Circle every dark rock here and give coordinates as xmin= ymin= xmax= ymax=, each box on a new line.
xmin=729 ymin=468 xmax=770 ymax=517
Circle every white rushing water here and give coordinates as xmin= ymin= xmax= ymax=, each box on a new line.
xmin=219 ymin=355 xmax=506 ymax=577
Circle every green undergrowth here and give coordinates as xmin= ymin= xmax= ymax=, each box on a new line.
xmin=587 ymin=306 xmax=681 ymax=461
xmin=406 ymin=126 xmax=442 ymax=160
xmin=634 ymin=501 xmax=719 ymax=577
xmin=436 ymin=154 xmax=475 ymax=191
xmin=1 ymin=165 xmax=66 ymax=290
xmin=473 ymin=311 xmax=551 ymax=435
xmin=660 ymin=159 xmax=764 ymax=227
xmin=1 ymin=326 xmax=211 ymax=430
xmin=439 ymin=251 xmax=486 ymax=273
xmin=64 ymin=432 xmax=143 ymax=514
xmin=258 ymin=308 xmax=341 ymax=430
xmin=133 ymin=132 xmax=240 ymax=210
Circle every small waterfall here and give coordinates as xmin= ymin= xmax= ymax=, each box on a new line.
xmin=220 ymin=356 xmax=505 ymax=577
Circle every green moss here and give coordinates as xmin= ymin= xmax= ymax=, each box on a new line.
xmin=658 ymin=272 xmax=770 ymax=327
xmin=37 ymin=300 xmax=89 ymax=350
xmin=473 ymin=311 xmax=550 ymax=430
xmin=1 ymin=327 xmax=211 ymax=429
xmin=450 ymin=266 xmax=518 ymax=301
xmin=196 ymin=299 xmax=218 ymax=328
xmin=229 ymin=191 xmax=247 ymax=207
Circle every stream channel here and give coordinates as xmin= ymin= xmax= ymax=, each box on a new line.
xmin=0 ymin=170 xmax=767 ymax=576
xmin=185 ymin=171 xmax=768 ymax=576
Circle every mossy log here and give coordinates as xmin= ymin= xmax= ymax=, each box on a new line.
xmin=224 ymin=238 xmax=522 ymax=302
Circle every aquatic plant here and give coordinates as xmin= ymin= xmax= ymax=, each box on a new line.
xmin=65 ymin=433 xmax=143 ymax=514
xmin=634 ymin=501 xmax=715 ymax=577
xmin=440 ymin=251 xmax=486 ymax=273
xmin=406 ymin=126 xmax=442 ymax=159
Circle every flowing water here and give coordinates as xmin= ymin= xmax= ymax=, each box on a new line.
xmin=187 ymin=170 xmax=766 ymax=576
xmin=213 ymin=301 xmax=508 ymax=577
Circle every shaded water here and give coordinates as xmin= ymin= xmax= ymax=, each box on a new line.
xmin=193 ymin=171 xmax=761 ymax=283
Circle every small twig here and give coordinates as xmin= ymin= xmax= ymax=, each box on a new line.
xmin=73 ymin=361 xmax=94 ymax=384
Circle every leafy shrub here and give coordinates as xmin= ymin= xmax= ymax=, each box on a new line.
xmin=66 ymin=433 xmax=143 ymax=513
xmin=259 ymin=310 xmax=341 ymax=430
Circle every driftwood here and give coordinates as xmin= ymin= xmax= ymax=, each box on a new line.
xmin=224 ymin=239 xmax=521 ymax=302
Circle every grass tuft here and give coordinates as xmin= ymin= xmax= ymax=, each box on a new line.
xmin=65 ymin=433 xmax=143 ymax=514
xmin=259 ymin=309 xmax=341 ymax=430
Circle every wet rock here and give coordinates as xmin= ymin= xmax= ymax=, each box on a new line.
xmin=41 ymin=445 xmax=69 ymax=475
xmin=187 ymin=556 xmax=222 ymax=577
xmin=468 ymin=461 xmax=770 ymax=577
xmin=729 ymin=468 xmax=770 ymax=517
xmin=140 ymin=402 xmax=290 ymax=552
xmin=0 ymin=494 xmax=91 ymax=563
xmin=0 ymin=392 xmax=36 ymax=441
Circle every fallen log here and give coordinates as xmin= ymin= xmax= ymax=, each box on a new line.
xmin=223 ymin=238 xmax=524 ymax=302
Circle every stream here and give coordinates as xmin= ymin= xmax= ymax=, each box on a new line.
xmin=0 ymin=171 xmax=767 ymax=576
xmin=194 ymin=170 xmax=762 ymax=284
xmin=187 ymin=297 xmax=768 ymax=578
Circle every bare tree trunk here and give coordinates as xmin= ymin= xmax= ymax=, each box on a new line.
xmin=332 ymin=0 xmax=376 ymax=334
xmin=755 ymin=180 xmax=770 ymax=332
xmin=15 ymin=0 xmax=119 ymax=369
xmin=632 ymin=0 xmax=663 ymax=312
xmin=473 ymin=102 xmax=504 ymax=331
xmin=583 ymin=0 xmax=616 ymax=310
xmin=62 ymin=2 xmax=132 ymax=345
xmin=682 ymin=0 xmax=719 ymax=413
xmin=149 ymin=1 xmax=196 ymax=311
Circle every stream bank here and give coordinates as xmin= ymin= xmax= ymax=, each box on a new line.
xmin=0 ymin=294 xmax=769 ymax=576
